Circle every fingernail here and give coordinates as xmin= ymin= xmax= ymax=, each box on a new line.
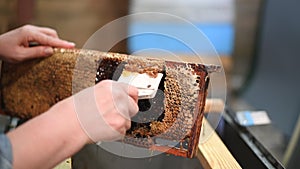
xmin=44 ymin=47 xmax=53 ymax=55
xmin=68 ymin=42 xmax=76 ymax=47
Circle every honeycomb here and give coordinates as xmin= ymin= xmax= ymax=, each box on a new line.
xmin=1 ymin=48 xmax=215 ymax=158
xmin=95 ymin=55 xmax=211 ymax=158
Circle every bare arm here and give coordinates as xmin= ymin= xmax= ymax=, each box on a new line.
xmin=7 ymin=80 xmax=139 ymax=169
xmin=6 ymin=97 xmax=87 ymax=169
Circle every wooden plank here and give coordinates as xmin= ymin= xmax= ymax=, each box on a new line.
xmin=197 ymin=118 xmax=241 ymax=169
xmin=204 ymin=99 xmax=225 ymax=113
xmin=283 ymin=114 xmax=300 ymax=167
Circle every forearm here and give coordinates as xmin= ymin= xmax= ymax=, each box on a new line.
xmin=7 ymin=97 xmax=89 ymax=169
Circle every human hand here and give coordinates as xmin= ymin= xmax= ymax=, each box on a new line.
xmin=73 ymin=80 xmax=139 ymax=143
xmin=0 ymin=24 xmax=75 ymax=63
xmin=5 ymin=80 xmax=138 ymax=169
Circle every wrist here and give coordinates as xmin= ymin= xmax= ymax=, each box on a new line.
xmin=6 ymin=96 xmax=91 ymax=169
xmin=48 ymin=97 xmax=91 ymax=149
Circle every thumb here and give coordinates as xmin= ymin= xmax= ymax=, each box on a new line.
xmin=21 ymin=46 xmax=54 ymax=59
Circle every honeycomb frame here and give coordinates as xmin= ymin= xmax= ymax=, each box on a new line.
xmin=1 ymin=48 xmax=217 ymax=158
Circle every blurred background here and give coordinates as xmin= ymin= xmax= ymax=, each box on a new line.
xmin=1 ymin=0 xmax=300 ymax=168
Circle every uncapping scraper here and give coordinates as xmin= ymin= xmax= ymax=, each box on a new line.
xmin=117 ymin=70 xmax=163 ymax=99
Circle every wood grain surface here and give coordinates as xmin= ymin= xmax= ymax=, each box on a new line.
xmin=197 ymin=118 xmax=241 ymax=169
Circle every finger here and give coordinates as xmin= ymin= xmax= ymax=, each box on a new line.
xmin=124 ymin=119 xmax=131 ymax=130
xmin=117 ymin=82 xmax=138 ymax=103
xmin=19 ymin=46 xmax=54 ymax=59
xmin=24 ymin=25 xmax=59 ymax=38
xmin=117 ymin=128 xmax=126 ymax=139
xmin=105 ymin=114 xmax=129 ymax=135
xmin=30 ymin=32 xmax=75 ymax=48
xmin=36 ymin=27 xmax=59 ymax=38
xmin=112 ymin=94 xmax=137 ymax=119
xmin=115 ymin=119 xmax=130 ymax=135
xmin=115 ymin=83 xmax=139 ymax=117
xmin=127 ymin=85 xmax=139 ymax=103
xmin=127 ymin=97 xmax=139 ymax=117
